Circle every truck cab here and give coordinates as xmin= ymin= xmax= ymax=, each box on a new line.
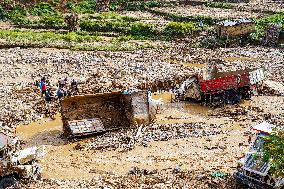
xmin=234 ymin=122 xmax=284 ymax=189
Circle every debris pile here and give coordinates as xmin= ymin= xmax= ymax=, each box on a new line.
xmin=16 ymin=169 xmax=237 ymax=189
xmin=262 ymin=23 xmax=281 ymax=47
xmin=260 ymin=80 xmax=284 ymax=96
xmin=83 ymin=123 xmax=227 ymax=151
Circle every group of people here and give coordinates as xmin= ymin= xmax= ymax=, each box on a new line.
xmin=36 ymin=77 xmax=79 ymax=102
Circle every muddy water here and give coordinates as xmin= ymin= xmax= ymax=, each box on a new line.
xmin=16 ymin=114 xmax=64 ymax=147
xmin=153 ymin=92 xmax=211 ymax=124
xmin=15 ymin=94 xmax=235 ymax=180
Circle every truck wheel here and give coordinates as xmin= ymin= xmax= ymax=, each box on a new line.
xmin=0 ymin=176 xmax=17 ymax=189
xmin=225 ymin=90 xmax=241 ymax=104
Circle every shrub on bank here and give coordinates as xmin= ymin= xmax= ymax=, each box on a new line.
xmin=251 ymin=12 xmax=284 ymax=41
xmin=0 ymin=5 xmax=6 ymax=20
xmin=38 ymin=15 xmax=66 ymax=29
xmin=165 ymin=22 xmax=197 ymax=36
xmin=130 ymin=22 xmax=156 ymax=36
xmin=30 ymin=2 xmax=58 ymax=16
xmin=125 ymin=1 xmax=161 ymax=11
xmin=80 ymin=19 xmax=130 ymax=33
xmin=66 ymin=0 xmax=96 ymax=14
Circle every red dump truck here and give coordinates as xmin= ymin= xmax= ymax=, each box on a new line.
xmin=176 ymin=68 xmax=265 ymax=104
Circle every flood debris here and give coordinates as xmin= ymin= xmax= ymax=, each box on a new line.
xmin=260 ymin=80 xmax=284 ymax=96
xmin=0 ymin=133 xmax=42 ymax=188
xmin=262 ymin=23 xmax=282 ymax=47
xmin=82 ymin=122 xmax=227 ymax=152
xmin=0 ymin=45 xmax=282 ymax=188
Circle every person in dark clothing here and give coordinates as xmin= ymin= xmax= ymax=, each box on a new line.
xmin=45 ymin=88 xmax=54 ymax=102
xmin=70 ymin=79 xmax=79 ymax=95
xmin=57 ymin=87 xmax=67 ymax=99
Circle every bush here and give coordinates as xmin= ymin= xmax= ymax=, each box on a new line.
xmin=126 ymin=1 xmax=161 ymax=11
xmin=10 ymin=15 xmax=32 ymax=26
xmin=252 ymin=13 xmax=284 ymax=41
xmin=130 ymin=22 xmax=156 ymax=36
xmin=71 ymin=0 xmax=96 ymax=14
xmin=0 ymin=5 xmax=6 ymax=20
xmin=80 ymin=19 xmax=130 ymax=33
xmin=165 ymin=22 xmax=197 ymax=36
xmin=109 ymin=2 xmax=119 ymax=11
xmin=7 ymin=6 xmax=30 ymax=26
xmin=7 ymin=5 xmax=27 ymax=18
xmin=65 ymin=1 xmax=76 ymax=11
xmin=38 ymin=15 xmax=66 ymax=29
xmin=30 ymin=2 xmax=58 ymax=16
xmin=263 ymin=130 xmax=284 ymax=178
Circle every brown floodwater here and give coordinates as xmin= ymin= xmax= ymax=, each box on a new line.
xmin=16 ymin=114 xmax=64 ymax=147
xmin=14 ymin=95 xmax=223 ymax=180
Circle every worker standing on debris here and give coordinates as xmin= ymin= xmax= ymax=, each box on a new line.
xmin=58 ymin=78 xmax=67 ymax=88
xmin=45 ymin=88 xmax=55 ymax=119
xmin=45 ymin=88 xmax=54 ymax=102
xmin=70 ymin=79 xmax=79 ymax=95
xmin=57 ymin=87 xmax=67 ymax=99
xmin=39 ymin=78 xmax=47 ymax=97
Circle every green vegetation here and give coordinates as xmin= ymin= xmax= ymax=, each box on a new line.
xmin=30 ymin=2 xmax=58 ymax=16
xmin=0 ymin=5 xmax=6 ymax=20
xmin=125 ymin=0 xmax=161 ymax=11
xmin=65 ymin=0 xmax=96 ymax=14
xmin=251 ymin=12 xmax=284 ymax=41
xmin=147 ymin=8 xmax=217 ymax=26
xmin=130 ymin=22 xmax=156 ymax=36
xmin=0 ymin=29 xmax=101 ymax=44
xmin=205 ymin=1 xmax=233 ymax=9
xmin=263 ymin=130 xmax=284 ymax=177
xmin=165 ymin=22 xmax=198 ymax=36
xmin=0 ymin=29 xmax=158 ymax=51
xmin=38 ymin=15 xmax=66 ymax=29
xmin=73 ymin=42 xmax=155 ymax=51
xmin=80 ymin=18 xmax=130 ymax=33
xmin=109 ymin=0 xmax=161 ymax=11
